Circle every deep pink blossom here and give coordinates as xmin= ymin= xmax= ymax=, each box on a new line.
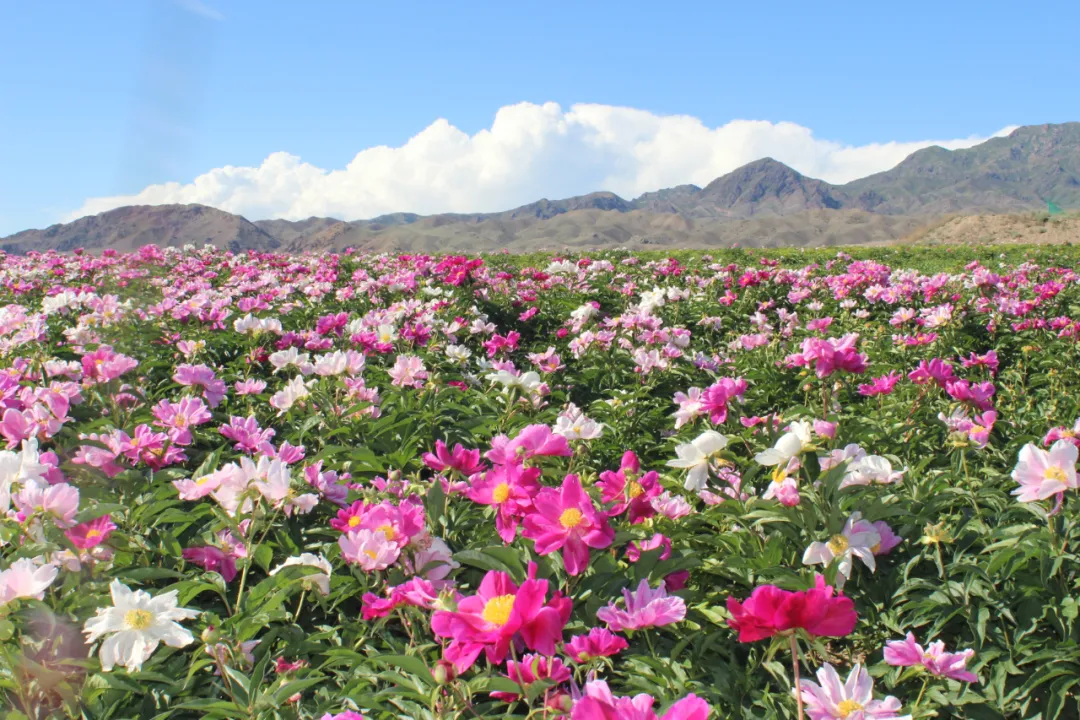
xmin=726 ymin=575 xmax=857 ymax=642
xmin=565 ymin=627 xmax=629 ymax=663
xmin=521 ymin=474 xmax=614 ymax=576
xmin=430 ymin=566 xmax=570 ymax=672
xmin=596 ymin=451 xmax=660 ymax=523
xmin=65 ymin=515 xmax=117 ymax=549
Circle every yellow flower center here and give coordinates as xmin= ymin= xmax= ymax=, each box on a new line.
xmin=628 ymin=481 xmax=644 ymax=499
xmin=827 ymin=534 xmax=849 ymax=554
xmin=195 ymin=476 xmax=213 ymax=486
xmin=375 ymin=524 xmax=396 ymax=541
xmin=86 ymin=529 xmax=102 ymax=539
xmin=1045 ymin=466 xmax=1067 ymax=482
xmin=870 ymin=542 xmax=881 ymax=554
xmin=124 ymin=609 xmax=154 ymax=631
xmin=771 ymin=466 xmax=789 ymax=484
xmin=363 ymin=549 xmax=378 ymax=560
xmin=559 ymin=508 xmax=584 ymax=529
xmin=492 ymin=482 xmax=510 ymax=503
xmin=347 ymin=515 xmax=361 ymax=528
xmin=836 ymin=699 xmax=864 ymax=716
xmin=481 ymin=594 xmax=516 ymax=626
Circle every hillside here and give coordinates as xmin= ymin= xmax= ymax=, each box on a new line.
xmin=2 ymin=122 xmax=1077 ymax=253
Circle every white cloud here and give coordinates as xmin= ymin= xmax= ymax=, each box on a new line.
xmin=66 ymin=102 xmax=1015 ymax=222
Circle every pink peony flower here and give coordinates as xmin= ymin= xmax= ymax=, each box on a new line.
xmin=726 ymin=575 xmax=857 ymax=642
xmin=490 ymin=653 xmax=571 ymax=703
xmin=430 ymin=565 xmax=570 ymax=673
xmin=423 ymin=440 xmax=485 ymax=477
xmin=625 ymin=533 xmax=672 ymax=562
xmin=182 ymin=546 xmax=238 ymax=583
xmin=14 ymin=481 xmax=79 ymax=528
xmin=1011 ymin=440 xmax=1078 ymax=503
xmin=596 ymin=451 xmax=660 ymax=524
xmin=81 ymin=346 xmax=138 ymax=384
xmin=597 ymin=579 xmax=686 ymax=632
xmin=565 ymin=626 xmax=629 ymax=663
xmin=173 ymin=364 xmax=228 ymax=407
xmin=858 ymin=372 xmax=901 ymax=397
xmin=388 ymin=354 xmax=428 ymax=389
xmin=338 ymin=528 xmax=401 ymax=571
xmin=0 ymin=558 xmax=59 ymax=604
xmin=361 ymin=577 xmax=439 ymax=620
xmin=571 ymin=679 xmax=710 ymax=720
xmin=521 ymin=474 xmax=614 ymax=576
xmin=65 ymin=515 xmax=117 ymax=549
xmin=467 ymin=463 xmax=542 ymax=543
xmin=884 ymin=632 xmax=978 ymax=682
xmin=485 ymin=424 xmax=572 ymax=465
xmin=798 ymin=664 xmax=908 ymax=720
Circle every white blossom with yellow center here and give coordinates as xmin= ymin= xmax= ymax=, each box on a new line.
xmin=83 ymin=580 xmax=199 ymax=672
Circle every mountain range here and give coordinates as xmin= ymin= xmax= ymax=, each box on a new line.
xmin=3 ymin=122 xmax=1078 ymax=254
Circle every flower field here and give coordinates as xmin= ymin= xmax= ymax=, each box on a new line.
xmin=2 ymin=243 xmax=1080 ymax=719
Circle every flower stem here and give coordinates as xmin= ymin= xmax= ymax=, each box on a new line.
xmin=790 ymin=634 xmax=805 ymax=720
xmin=913 ymin=676 xmax=930 ymax=711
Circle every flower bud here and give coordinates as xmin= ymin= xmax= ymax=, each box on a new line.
xmin=431 ymin=659 xmax=456 ymax=684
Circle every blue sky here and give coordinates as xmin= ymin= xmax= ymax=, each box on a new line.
xmin=1 ymin=0 xmax=1077 ymax=235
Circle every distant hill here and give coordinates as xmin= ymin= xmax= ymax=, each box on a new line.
xmin=3 ymin=122 xmax=1078 ymax=253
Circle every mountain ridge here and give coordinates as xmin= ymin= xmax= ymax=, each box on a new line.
xmin=4 ymin=122 xmax=1078 ymax=253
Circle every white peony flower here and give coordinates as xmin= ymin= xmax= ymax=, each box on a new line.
xmin=802 ymin=511 xmax=881 ymax=589
xmin=754 ymin=420 xmax=814 ymax=466
xmin=83 ymin=580 xmax=199 ymax=672
xmin=667 ymin=430 xmax=729 ymax=492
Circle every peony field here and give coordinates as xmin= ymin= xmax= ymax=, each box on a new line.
xmin=2 ymin=243 xmax=1080 ymax=720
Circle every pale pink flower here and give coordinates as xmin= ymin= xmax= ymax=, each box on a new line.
xmin=884 ymin=633 xmax=978 ymax=683
xmin=1011 ymin=440 xmax=1078 ymax=503
xmin=0 ymin=558 xmax=59 ymax=604
xmin=798 ymin=664 xmax=909 ymax=720
xmin=339 ymin=528 xmax=401 ymax=571
xmin=597 ymin=579 xmax=686 ymax=632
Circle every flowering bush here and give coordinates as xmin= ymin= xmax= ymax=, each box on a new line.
xmin=1 ymin=243 xmax=1079 ymax=718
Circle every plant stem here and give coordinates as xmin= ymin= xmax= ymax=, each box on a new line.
xmin=913 ymin=676 xmax=930 ymax=712
xmin=790 ymin=634 xmax=805 ymax=720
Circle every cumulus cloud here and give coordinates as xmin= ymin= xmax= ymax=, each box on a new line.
xmin=67 ymin=102 xmax=1016 ymax=222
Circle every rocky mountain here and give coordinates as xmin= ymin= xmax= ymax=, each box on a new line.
xmin=3 ymin=122 xmax=1077 ymax=253
xmin=1 ymin=204 xmax=281 ymax=254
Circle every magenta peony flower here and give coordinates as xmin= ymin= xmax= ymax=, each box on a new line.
xmin=521 ymin=474 xmax=614 ymax=576
xmin=565 ymin=627 xmax=629 ymax=663
xmin=182 ymin=546 xmax=238 ymax=583
xmin=65 ymin=515 xmax=117 ymax=549
xmin=467 ymin=462 xmax=542 ymax=543
xmin=173 ymin=364 xmax=228 ymax=407
xmin=571 ymin=679 xmax=710 ymax=720
xmin=726 ymin=575 xmax=856 ymax=643
xmin=423 ymin=440 xmax=485 ymax=477
xmin=430 ymin=566 xmax=570 ymax=673
xmin=596 ymin=451 xmax=660 ymax=524
xmin=490 ymin=653 xmax=571 ymax=703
